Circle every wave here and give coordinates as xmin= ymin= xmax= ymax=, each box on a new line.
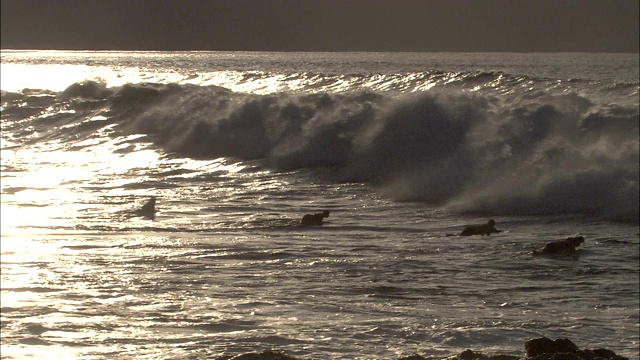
xmin=2 ymin=80 xmax=638 ymax=221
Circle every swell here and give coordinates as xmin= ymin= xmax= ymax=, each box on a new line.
xmin=2 ymin=80 xmax=638 ymax=221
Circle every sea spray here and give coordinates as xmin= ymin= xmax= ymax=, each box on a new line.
xmin=3 ymin=78 xmax=638 ymax=221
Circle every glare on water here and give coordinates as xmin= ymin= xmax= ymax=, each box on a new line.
xmin=1 ymin=50 xmax=638 ymax=359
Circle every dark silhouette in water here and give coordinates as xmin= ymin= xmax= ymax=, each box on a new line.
xmin=460 ymin=219 xmax=501 ymax=236
xmin=301 ymin=210 xmax=330 ymax=226
xmin=220 ymin=336 xmax=627 ymax=360
xmin=134 ymin=196 xmax=157 ymax=220
xmin=533 ymin=236 xmax=585 ymax=256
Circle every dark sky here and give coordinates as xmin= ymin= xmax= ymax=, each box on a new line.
xmin=1 ymin=0 xmax=638 ymax=52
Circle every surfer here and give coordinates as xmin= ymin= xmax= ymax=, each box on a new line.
xmin=460 ymin=219 xmax=501 ymax=236
xmin=533 ymin=236 xmax=585 ymax=256
xmin=134 ymin=196 xmax=158 ymax=220
xmin=301 ymin=210 xmax=330 ymax=226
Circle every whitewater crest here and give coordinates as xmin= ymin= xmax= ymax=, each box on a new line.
xmin=2 ymin=78 xmax=638 ymax=222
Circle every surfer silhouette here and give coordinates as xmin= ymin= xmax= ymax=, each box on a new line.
xmin=460 ymin=219 xmax=501 ymax=236
xmin=533 ymin=236 xmax=585 ymax=256
xmin=301 ymin=210 xmax=330 ymax=226
xmin=134 ymin=196 xmax=158 ymax=220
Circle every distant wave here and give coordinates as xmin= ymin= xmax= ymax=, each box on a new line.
xmin=2 ymin=80 xmax=638 ymax=222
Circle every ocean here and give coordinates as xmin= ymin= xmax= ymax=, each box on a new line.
xmin=1 ymin=50 xmax=638 ymax=359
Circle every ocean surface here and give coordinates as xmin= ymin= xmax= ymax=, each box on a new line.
xmin=1 ymin=51 xmax=638 ymax=359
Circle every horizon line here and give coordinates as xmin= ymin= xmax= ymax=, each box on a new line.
xmin=2 ymin=48 xmax=639 ymax=55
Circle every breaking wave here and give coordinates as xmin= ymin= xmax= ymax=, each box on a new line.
xmin=2 ymin=78 xmax=638 ymax=222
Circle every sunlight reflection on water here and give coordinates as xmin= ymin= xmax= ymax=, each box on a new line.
xmin=1 ymin=50 xmax=638 ymax=359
